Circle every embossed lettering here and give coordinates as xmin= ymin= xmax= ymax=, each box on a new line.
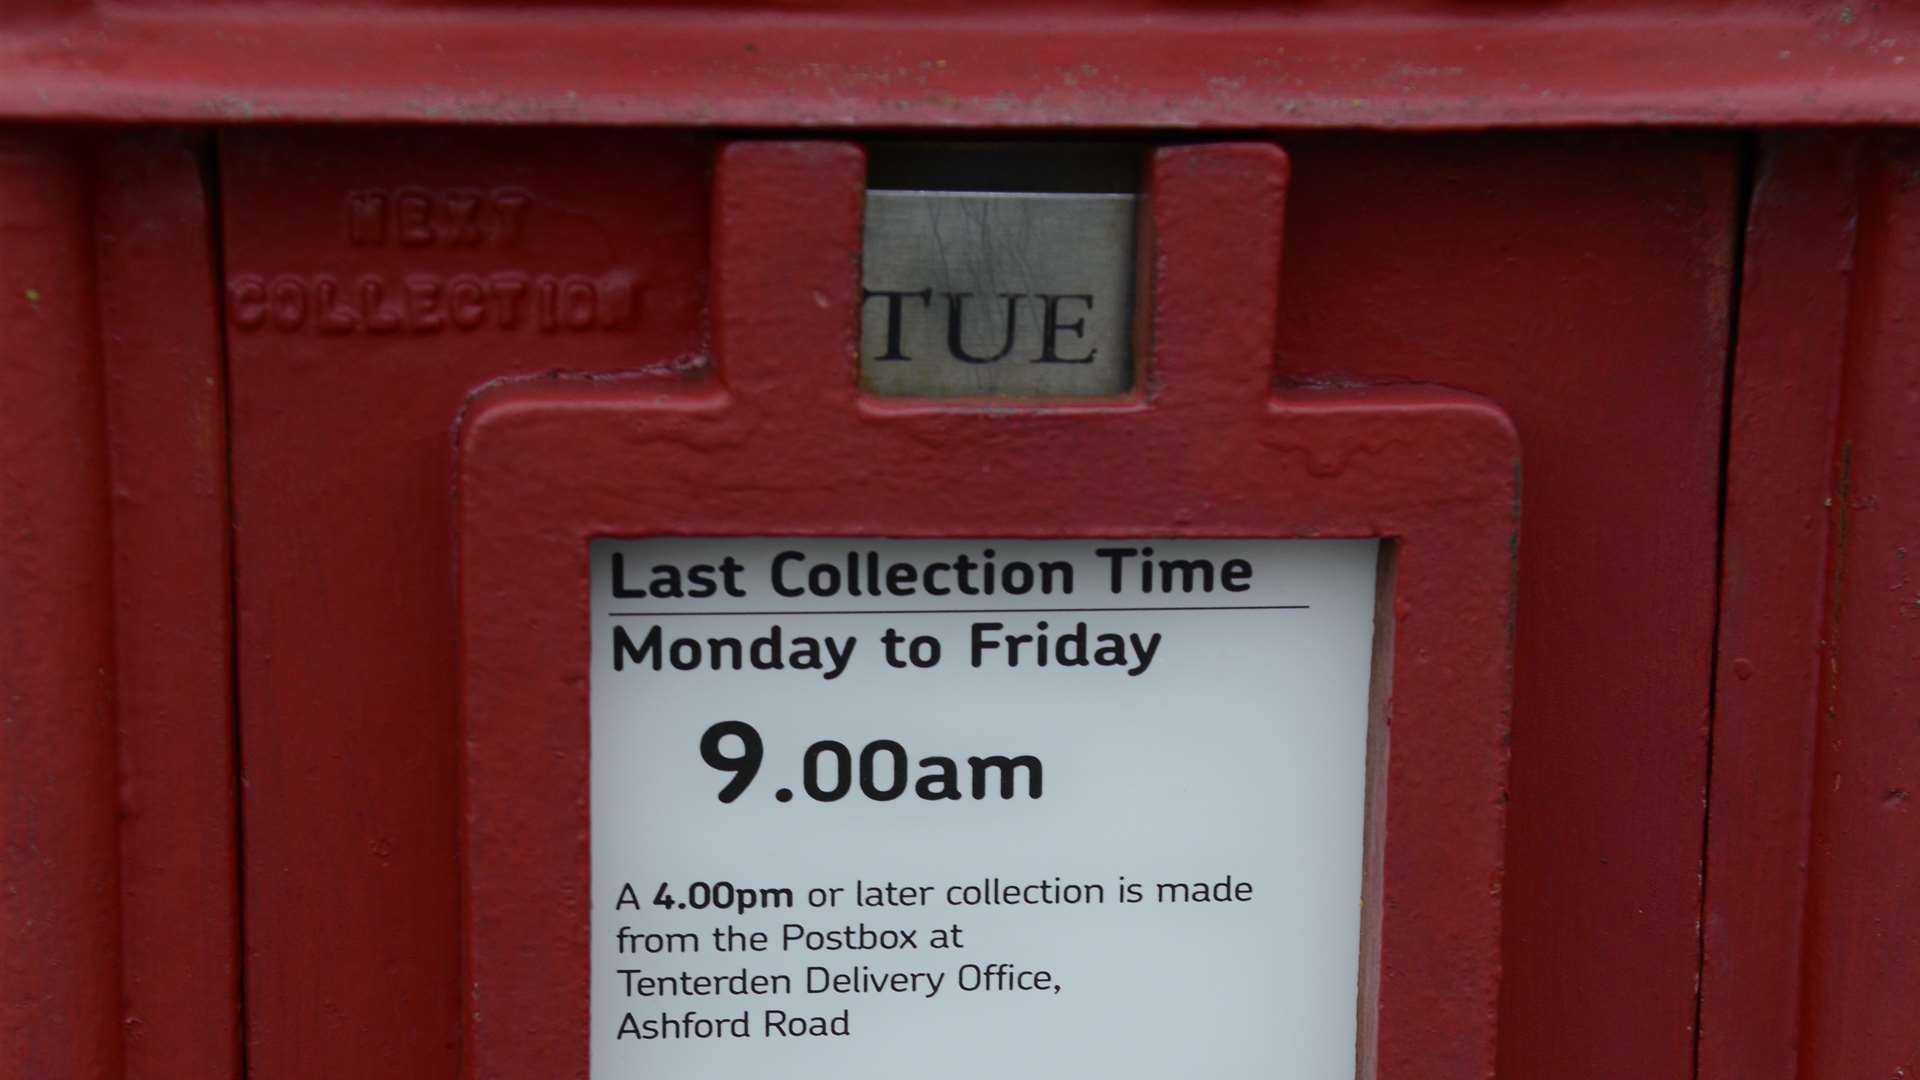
xmin=488 ymin=272 xmax=528 ymax=328
xmin=405 ymin=273 xmax=446 ymax=333
xmin=359 ymin=275 xmax=404 ymax=334
xmin=535 ymin=275 xmax=559 ymax=332
xmin=442 ymin=191 xmax=484 ymax=246
xmin=491 ymin=189 xmax=531 ymax=245
xmin=228 ymin=274 xmax=268 ymax=329
xmin=597 ymin=271 xmax=639 ymax=330
xmin=562 ymin=276 xmax=597 ymax=330
xmin=446 ymin=275 xmax=487 ymax=330
xmin=269 ymin=275 xmax=307 ymax=330
xmin=395 ymin=189 xmax=436 ymax=247
xmin=340 ymin=186 xmax=537 ymax=248
xmin=313 ymin=275 xmax=358 ymax=335
xmin=347 ymin=191 xmax=388 ymax=246
xmin=225 ymin=268 xmax=645 ymax=335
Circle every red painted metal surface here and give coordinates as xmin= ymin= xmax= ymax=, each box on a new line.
xmin=0 ymin=133 xmax=123 ymax=1080
xmin=1 ymin=131 xmax=240 ymax=1080
xmin=1701 ymin=134 xmax=1920 ymax=1080
xmin=97 ymin=132 xmax=243 ymax=1080
xmin=1274 ymin=132 xmax=1736 ymax=1080
xmin=0 ymin=10 xmax=1910 ymax=1080
xmin=221 ymin=130 xmax=711 ymax=1080
xmin=217 ymin=128 xmax=1735 ymax=1080
xmin=458 ymin=141 xmax=1517 ymax=1080
xmin=3 ymin=3 xmax=1920 ymax=129
xmin=1796 ymin=137 xmax=1920 ymax=1078
xmin=1699 ymin=133 xmax=1857 ymax=1080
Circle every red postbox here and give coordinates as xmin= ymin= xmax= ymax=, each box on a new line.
xmin=2 ymin=7 xmax=1918 ymax=1080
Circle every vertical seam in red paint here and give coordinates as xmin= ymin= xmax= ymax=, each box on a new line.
xmin=79 ymin=136 xmax=132 ymax=1080
xmin=203 ymin=130 xmax=251 ymax=1080
xmin=1796 ymin=150 xmax=1877 ymax=1075
xmin=1694 ymin=131 xmax=1759 ymax=1080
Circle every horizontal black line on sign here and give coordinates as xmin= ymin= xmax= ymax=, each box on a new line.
xmin=608 ymin=605 xmax=1311 ymax=617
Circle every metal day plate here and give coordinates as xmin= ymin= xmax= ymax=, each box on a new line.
xmin=860 ymin=191 xmax=1137 ymax=397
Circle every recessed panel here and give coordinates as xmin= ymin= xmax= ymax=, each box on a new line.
xmin=860 ymin=192 xmax=1135 ymax=397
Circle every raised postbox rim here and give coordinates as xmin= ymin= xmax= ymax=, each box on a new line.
xmin=455 ymin=141 xmax=1519 ymax=1080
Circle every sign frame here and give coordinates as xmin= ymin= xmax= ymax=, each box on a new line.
xmin=457 ymin=141 xmax=1519 ymax=1080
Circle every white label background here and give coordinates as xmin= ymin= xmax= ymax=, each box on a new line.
xmin=590 ymin=538 xmax=1379 ymax=1079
